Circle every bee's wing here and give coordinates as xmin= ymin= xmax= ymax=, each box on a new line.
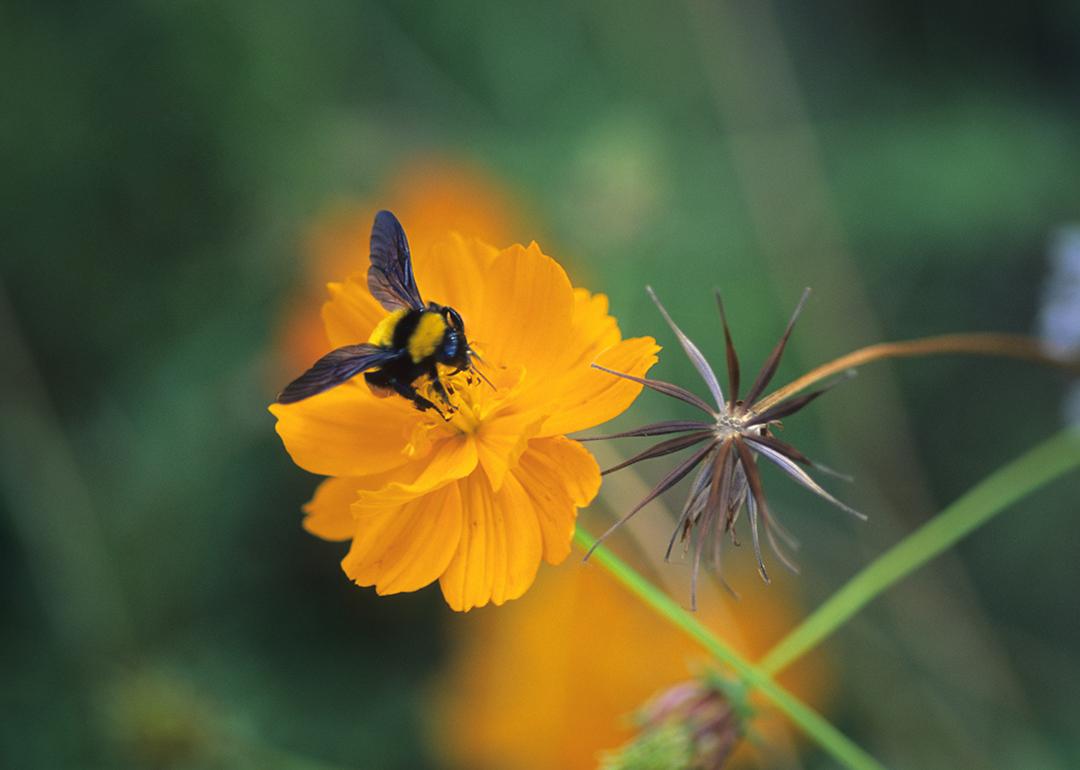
xmin=276 ymin=344 xmax=403 ymax=403
xmin=368 ymin=210 xmax=425 ymax=311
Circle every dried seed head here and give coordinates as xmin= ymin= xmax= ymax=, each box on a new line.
xmin=586 ymin=288 xmax=863 ymax=608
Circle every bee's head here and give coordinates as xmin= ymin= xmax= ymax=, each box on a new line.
xmin=437 ymin=306 xmax=469 ymax=367
xmin=440 ymin=305 xmax=494 ymax=389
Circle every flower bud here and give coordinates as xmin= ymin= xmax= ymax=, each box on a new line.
xmin=601 ymin=678 xmax=741 ymax=770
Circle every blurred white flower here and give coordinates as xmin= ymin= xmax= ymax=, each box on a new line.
xmin=1039 ymin=226 xmax=1080 ymax=426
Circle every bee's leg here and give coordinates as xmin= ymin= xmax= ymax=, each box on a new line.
xmin=418 ymin=395 xmax=449 ymax=420
xmin=391 ymin=380 xmax=445 ymax=417
xmin=445 ymin=365 xmax=471 ymax=386
xmin=426 ymin=363 xmax=457 ymax=410
xmin=429 ymin=376 xmax=455 ymax=411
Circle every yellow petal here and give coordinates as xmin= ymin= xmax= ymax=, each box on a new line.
xmin=302 ymin=477 xmax=361 ymax=541
xmin=494 ymin=473 xmax=545 ymax=603
xmin=538 ymin=335 xmax=660 ymax=436
xmin=474 ymin=409 xmax=545 ymax=492
xmin=503 ymin=285 xmax=658 ymax=434
xmin=509 ymin=287 xmax=620 ymax=400
xmin=468 ymin=243 xmax=576 ymax=381
xmin=270 ymin=386 xmax=421 ymax=477
xmin=569 ymin=288 xmax=621 ymax=357
xmin=321 ymin=273 xmax=387 ymax=348
xmin=351 ymin=432 xmax=478 ymax=511
xmin=342 ymin=482 xmax=463 ymax=595
xmin=508 ymin=436 xmax=600 ymax=565
xmin=439 ymin=472 xmax=543 ymax=611
xmin=412 ymin=233 xmax=498 ymax=324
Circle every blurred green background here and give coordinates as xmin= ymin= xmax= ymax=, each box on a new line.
xmin=3 ymin=2 xmax=1080 ymax=768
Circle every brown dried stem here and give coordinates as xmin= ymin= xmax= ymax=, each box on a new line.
xmin=756 ymin=333 xmax=1080 ymax=414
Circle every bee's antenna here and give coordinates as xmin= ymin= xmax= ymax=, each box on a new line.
xmin=468 ymin=349 xmax=497 ymax=390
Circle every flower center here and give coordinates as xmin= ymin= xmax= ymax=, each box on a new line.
xmin=417 ymin=362 xmax=526 ymax=435
xmin=448 ymin=381 xmax=485 ymax=434
xmin=415 ymin=370 xmax=491 ymax=435
xmin=713 ymin=409 xmax=747 ymax=440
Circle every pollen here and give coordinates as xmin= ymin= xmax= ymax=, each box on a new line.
xmin=447 ymin=388 xmax=483 ymax=434
xmin=417 ymin=370 xmax=485 ymax=433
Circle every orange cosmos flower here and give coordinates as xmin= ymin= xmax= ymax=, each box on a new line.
xmin=270 ymin=229 xmax=659 ymax=610
xmin=430 ymin=558 xmax=833 ymax=768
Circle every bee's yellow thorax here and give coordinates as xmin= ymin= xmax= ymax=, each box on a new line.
xmin=408 ymin=311 xmax=447 ymax=363
xmin=367 ymin=308 xmax=408 ymax=347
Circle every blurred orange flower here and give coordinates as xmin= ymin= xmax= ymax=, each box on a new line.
xmin=430 ymin=556 xmax=832 ymax=767
xmin=271 ymin=227 xmax=659 ymax=610
xmin=280 ymin=157 xmax=525 ymax=371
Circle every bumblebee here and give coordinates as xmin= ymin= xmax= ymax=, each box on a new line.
xmin=277 ymin=210 xmax=488 ymax=414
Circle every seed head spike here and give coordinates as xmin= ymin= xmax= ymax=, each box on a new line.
xmin=743 ymin=287 xmax=811 ymax=405
xmin=647 ymin=285 xmax=725 ymax=411
xmin=714 ymin=289 xmax=741 ymax=402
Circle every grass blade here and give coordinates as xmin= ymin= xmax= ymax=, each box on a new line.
xmin=759 ymin=429 xmax=1080 ymax=676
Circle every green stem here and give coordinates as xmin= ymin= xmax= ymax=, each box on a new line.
xmin=574 ymin=528 xmax=888 ymax=770
xmin=760 ymin=429 xmax=1080 ymax=677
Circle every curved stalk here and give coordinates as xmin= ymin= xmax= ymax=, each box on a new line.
xmin=755 ymin=333 xmax=1080 ymax=414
